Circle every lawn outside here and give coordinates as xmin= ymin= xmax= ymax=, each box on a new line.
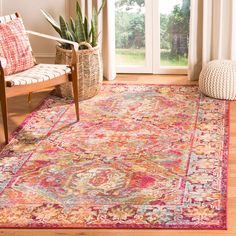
xmin=116 ymin=48 xmax=188 ymax=67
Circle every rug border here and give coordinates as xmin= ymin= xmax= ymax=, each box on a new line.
xmin=224 ymin=101 xmax=230 ymax=230
xmin=0 ymin=84 xmax=230 ymax=230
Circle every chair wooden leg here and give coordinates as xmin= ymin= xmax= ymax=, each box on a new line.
xmin=28 ymin=92 xmax=32 ymax=103
xmin=0 ymin=86 xmax=9 ymax=144
xmin=71 ymin=67 xmax=80 ymax=121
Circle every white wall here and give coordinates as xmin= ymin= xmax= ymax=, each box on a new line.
xmin=0 ymin=0 xmax=70 ymax=63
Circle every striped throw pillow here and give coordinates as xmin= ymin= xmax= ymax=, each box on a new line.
xmin=0 ymin=18 xmax=35 ymax=75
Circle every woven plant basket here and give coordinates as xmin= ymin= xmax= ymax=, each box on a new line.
xmin=54 ymin=42 xmax=103 ymax=101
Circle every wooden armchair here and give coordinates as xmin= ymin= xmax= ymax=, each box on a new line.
xmin=0 ymin=13 xmax=80 ymax=144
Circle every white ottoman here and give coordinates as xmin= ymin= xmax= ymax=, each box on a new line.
xmin=199 ymin=60 xmax=236 ymax=100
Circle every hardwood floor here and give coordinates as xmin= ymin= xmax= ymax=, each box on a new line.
xmin=0 ymin=74 xmax=235 ymax=236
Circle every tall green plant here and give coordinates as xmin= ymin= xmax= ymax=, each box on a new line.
xmin=41 ymin=0 xmax=105 ymax=49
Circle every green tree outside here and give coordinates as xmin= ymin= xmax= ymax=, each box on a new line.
xmin=115 ymin=0 xmax=190 ymax=67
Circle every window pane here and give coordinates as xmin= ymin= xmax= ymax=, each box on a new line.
xmin=160 ymin=0 xmax=190 ymax=67
xmin=115 ymin=0 xmax=145 ymax=66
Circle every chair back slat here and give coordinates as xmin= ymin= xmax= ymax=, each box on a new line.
xmin=0 ymin=13 xmax=18 ymax=23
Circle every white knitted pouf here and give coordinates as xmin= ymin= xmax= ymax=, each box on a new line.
xmin=199 ymin=60 xmax=236 ymax=100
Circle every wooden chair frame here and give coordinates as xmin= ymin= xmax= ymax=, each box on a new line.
xmin=0 ymin=13 xmax=80 ymax=144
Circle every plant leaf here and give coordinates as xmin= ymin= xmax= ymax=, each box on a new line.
xmin=41 ymin=9 xmax=62 ymax=36
xmin=75 ymin=14 xmax=86 ymax=43
xmin=98 ymin=0 xmax=106 ymax=15
xmin=66 ymin=24 xmax=77 ymax=42
xmin=69 ymin=17 xmax=76 ymax=32
xmin=75 ymin=2 xmax=86 ymax=43
xmin=84 ymin=16 xmax=89 ymax=42
xmin=91 ymin=20 xmax=97 ymax=47
xmin=65 ymin=30 xmax=74 ymax=42
xmin=89 ymin=28 xmax=92 ymax=41
xmin=59 ymin=16 xmax=69 ymax=40
xmin=76 ymin=1 xmax=83 ymax=21
xmin=91 ymin=8 xmax=98 ymax=47
xmin=67 ymin=20 xmax=77 ymax=41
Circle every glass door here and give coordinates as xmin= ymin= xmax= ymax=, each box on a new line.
xmin=115 ymin=0 xmax=191 ymax=74
xmin=115 ymin=0 xmax=153 ymax=73
xmin=154 ymin=0 xmax=190 ymax=74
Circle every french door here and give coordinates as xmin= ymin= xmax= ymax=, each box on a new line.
xmin=115 ymin=0 xmax=190 ymax=74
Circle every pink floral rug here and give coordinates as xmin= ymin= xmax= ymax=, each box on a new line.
xmin=0 ymin=84 xmax=229 ymax=229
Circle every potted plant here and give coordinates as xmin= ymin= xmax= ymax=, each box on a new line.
xmin=41 ymin=1 xmax=105 ymax=100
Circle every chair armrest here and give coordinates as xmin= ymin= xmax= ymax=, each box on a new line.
xmin=0 ymin=57 xmax=7 ymax=69
xmin=26 ymin=30 xmax=79 ymax=51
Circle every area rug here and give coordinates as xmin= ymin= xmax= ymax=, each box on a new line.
xmin=0 ymin=84 xmax=229 ymax=229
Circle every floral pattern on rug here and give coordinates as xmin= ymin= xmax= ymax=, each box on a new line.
xmin=0 ymin=84 xmax=229 ymax=229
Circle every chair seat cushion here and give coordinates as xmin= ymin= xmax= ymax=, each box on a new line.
xmin=0 ymin=18 xmax=35 ymax=75
xmin=5 ymin=64 xmax=71 ymax=86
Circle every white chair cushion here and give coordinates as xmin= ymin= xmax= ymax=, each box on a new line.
xmin=5 ymin=64 xmax=71 ymax=86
